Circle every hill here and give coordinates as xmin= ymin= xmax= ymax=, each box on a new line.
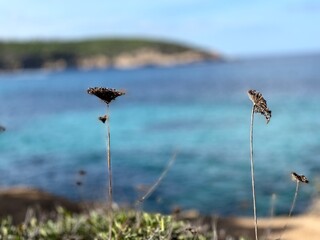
xmin=0 ymin=38 xmax=221 ymax=70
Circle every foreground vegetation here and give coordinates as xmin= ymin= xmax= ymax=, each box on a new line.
xmin=0 ymin=208 xmax=218 ymax=240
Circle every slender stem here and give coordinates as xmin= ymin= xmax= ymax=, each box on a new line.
xmin=137 ymin=153 xmax=177 ymax=204
xmin=212 ymin=216 xmax=218 ymax=240
xmin=288 ymin=181 xmax=300 ymax=218
xmin=265 ymin=193 xmax=276 ymax=239
xmin=250 ymin=105 xmax=259 ymax=240
xmin=278 ymin=181 xmax=300 ymax=240
xmin=106 ymin=104 xmax=113 ymax=240
xmin=135 ymin=152 xmax=177 ymax=229
xmin=106 ymin=104 xmax=112 ymax=209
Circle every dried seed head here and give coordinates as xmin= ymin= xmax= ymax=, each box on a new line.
xmin=248 ymin=89 xmax=272 ymax=124
xmin=98 ymin=115 xmax=108 ymax=124
xmin=291 ymin=172 xmax=309 ymax=184
xmin=87 ymin=87 xmax=125 ymax=104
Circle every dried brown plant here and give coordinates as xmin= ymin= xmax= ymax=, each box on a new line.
xmin=278 ymin=172 xmax=309 ymax=240
xmin=87 ymin=86 xmax=125 ymax=240
xmin=99 ymin=115 xmax=108 ymax=124
xmin=247 ymin=89 xmax=272 ymax=124
xmin=291 ymin=172 xmax=309 ymax=184
xmin=247 ymin=89 xmax=272 ymax=240
xmin=87 ymin=87 xmax=125 ymax=105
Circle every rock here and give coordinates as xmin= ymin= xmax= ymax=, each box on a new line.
xmin=0 ymin=187 xmax=81 ymax=223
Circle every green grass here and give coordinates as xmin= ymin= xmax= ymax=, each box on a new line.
xmin=0 ymin=207 xmax=211 ymax=239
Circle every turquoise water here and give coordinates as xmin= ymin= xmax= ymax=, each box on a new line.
xmin=0 ymin=55 xmax=319 ymax=216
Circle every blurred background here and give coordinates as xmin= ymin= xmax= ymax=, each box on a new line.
xmin=0 ymin=0 xmax=319 ymax=216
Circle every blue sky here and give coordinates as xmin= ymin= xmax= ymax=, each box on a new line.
xmin=1 ymin=0 xmax=320 ymax=56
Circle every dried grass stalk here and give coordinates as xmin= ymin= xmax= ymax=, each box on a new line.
xmin=87 ymin=86 xmax=125 ymax=240
xmin=247 ymin=89 xmax=272 ymax=240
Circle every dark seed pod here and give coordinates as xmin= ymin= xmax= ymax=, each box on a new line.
xmin=99 ymin=115 xmax=108 ymax=124
xmin=87 ymin=87 xmax=125 ymax=104
xmin=291 ymin=172 xmax=309 ymax=184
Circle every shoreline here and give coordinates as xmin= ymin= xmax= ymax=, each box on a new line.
xmin=0 ymin=58 xmax=221 ymax=74
xmin=0 ymin=187 xmax=318 ymax=239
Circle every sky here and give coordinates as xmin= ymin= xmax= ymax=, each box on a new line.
xmin=1 ymin=0 xmax=320 ymax=56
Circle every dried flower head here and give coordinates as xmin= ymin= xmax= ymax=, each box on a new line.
xmin=87 ymin=87 xmax=125 ymax=104
xmin=291 ymin=172 xmax=309 ymax=184
xmin=99 ymin=115 xmax=108 ymax=124
xmin=248 ymin=89 xmax=272 ymax=124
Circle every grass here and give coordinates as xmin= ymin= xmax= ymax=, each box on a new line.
xmin=0 ymin=208 xmax=213 ymax=240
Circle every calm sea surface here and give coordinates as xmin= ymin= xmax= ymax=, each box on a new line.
xmin=0 ymin=54 xmax=319 ymax=216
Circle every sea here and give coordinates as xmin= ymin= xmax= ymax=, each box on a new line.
xmin=0 ymin=54 xmax=319 ymax=217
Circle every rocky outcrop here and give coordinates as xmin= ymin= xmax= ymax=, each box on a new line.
xmin=0 ymin=39 xmax=222 ymax=71
xmin=0 ymin=187 xmax=81 ymax=223
xmin=112 ymin=48 xmax=218 ymax=69
xmin=41 ymin=49 xmax=220 ymax=71
xmin=76 ymin=54 xmax=110 ymax=70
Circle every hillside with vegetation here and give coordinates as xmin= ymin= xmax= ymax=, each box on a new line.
xmin=0 ymin=38 xmax=221 ymax=71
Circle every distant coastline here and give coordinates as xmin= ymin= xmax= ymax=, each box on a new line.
xmin=0 ymin=38 xmax=221 ymax=71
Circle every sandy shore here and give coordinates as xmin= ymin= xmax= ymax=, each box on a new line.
xmin=222 ymin=214 xmax=320 ymax=240
xmin=0 ymin=187 xmax=319 ymax=239
xmin=175 ymin=206 xmax=320 ymax=240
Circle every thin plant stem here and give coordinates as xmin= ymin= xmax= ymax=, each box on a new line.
xmin=278 ymin=181 xmax=300 ymax=240
xmin=264 ymin=193 xmax=277 ymax=240
xmin=137 ymin=152 xmax=177 ymax=204
xmin=288 ymin=181 xmax=300 ymax=218
xmin=212 ymin=215 xmax=218 ymax=240
xmin=135 ymin=152 xmax=177 ymax=228
xmin=106 ymin=104 xmax=112 ymax=209
xmin=106 ymin=104 xmax=113 ymax=240
xmin=250 ymin=105 xmax=259 ymax=240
